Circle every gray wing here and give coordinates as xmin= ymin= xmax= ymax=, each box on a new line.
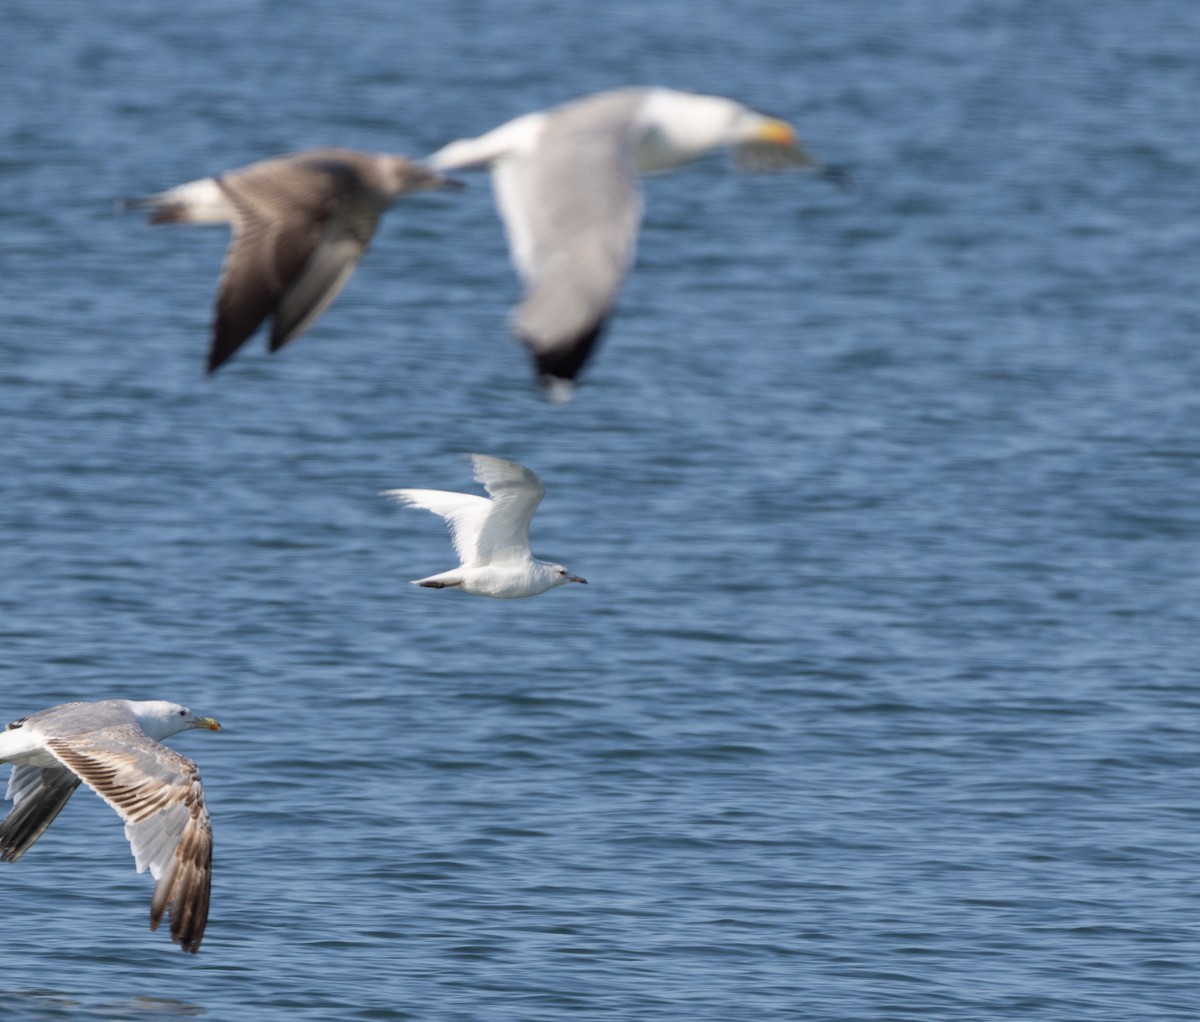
xmin=495 ymin=94 xmax=646 ymax=385
xmin=211 ymin=152 xmax=374 ymax=372
xmin=47 ymin=726 xmax=213 ymax=954
xmin=470 ymin=454 xmax=546 ymax=562
xmin=8 ymin=699 xmax=130 ymax=733
xmin=0 ymin=765 xmax=81 ymax=863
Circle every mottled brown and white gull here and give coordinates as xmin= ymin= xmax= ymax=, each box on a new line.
xmin=0 ymin=699 xmax=221 ymax=953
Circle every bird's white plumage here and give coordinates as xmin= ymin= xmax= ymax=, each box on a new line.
xmin=468 ymin=454 xmax=546 ymax=562
xmin=0 ymin=699 xmax=220 ymax=953
xmin=382 ymin=454 xmax=586 ymax=599
xmin=383 ymin=488 xmax=492 ymax=566
xmin=427 ymin=87 xmax=816 ymax=391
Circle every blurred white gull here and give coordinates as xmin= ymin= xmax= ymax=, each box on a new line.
xmin=125 ymin=148 xmax=460 ymax=372
xmin=383 ymin=454 xmax=587 ymax=599
xmin=428 ymin=87 xmax=830 ymax=397
xmin=0 ymin=699 xmax=221 ymax=953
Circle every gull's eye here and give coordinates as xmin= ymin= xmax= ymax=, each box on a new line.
xmin=179 ymin=709 xmax=187 ymax=716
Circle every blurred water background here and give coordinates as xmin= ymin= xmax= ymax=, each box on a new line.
xmin=2 ymin=0 xmax=1199 ymax=1018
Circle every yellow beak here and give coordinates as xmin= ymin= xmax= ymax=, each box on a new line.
xmin=756 ymin=118 xmax=798 ymax=146
xmin=196 ymin=716 xmax=222 ymax=732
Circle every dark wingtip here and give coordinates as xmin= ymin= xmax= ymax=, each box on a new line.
xmin=524 ymin=320 xmax=609 ymax=396
xmin=206 ymin=339 xmax=238 ymax=374
xmin=267 ymin=322 xmax=291 ymax=354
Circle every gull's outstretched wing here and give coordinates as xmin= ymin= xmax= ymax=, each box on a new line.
xmin=46 ymin=725 xmax=212 ymax=954
xmin=209 ymin=153 xmax=358 ymax=372
xmin=0 ymin=764 xmax=81 ymax=863
xmin=469 ymin=454 xmax=546 ymax=562
xmin=382 ymin=488 xmax=492 ymax=565
xmin=267 ymin=155 xmax=397 ymax=352
xmin=492 ymin=92 xmax=647 ymax=386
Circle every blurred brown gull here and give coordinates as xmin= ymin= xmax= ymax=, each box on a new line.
xmin=126 ymin=148 xmax=460 ymax=372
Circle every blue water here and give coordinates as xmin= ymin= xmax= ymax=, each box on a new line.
xmin=3 ymin=0 xmax=1200 ymax=1018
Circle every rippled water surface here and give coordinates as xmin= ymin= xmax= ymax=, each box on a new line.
xmin=3 ymin=1 xmax=1200 ymax=1019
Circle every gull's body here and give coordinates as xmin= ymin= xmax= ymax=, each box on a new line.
xmin=128 ymin=147 xmax=459 ymax=372
xmin=383 ymin=454 xmax=587 ymax=599
xmin=0 ymin=699 xmax=221 ymax=953
xmin=428 ymin=87 xmax=822 ymax=395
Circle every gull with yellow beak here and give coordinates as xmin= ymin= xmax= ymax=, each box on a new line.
xmin=428 ymin=87 xmax=831 ymax=396
xmin=0 ymin=699 xmax=221 ymax=953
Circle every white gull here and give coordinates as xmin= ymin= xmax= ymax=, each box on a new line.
xmin=383 ymin=453 xmax=587 ymax=599
xmin=428 ymin=87 xmax=829 ymax=397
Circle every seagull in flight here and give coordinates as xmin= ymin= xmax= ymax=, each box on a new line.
xmin=428 ymin=87 xmax=835 ymax=397
xmin=383 ymin=454 xmax=587 ymax=599
xmin=126 ymin=147 xmax=460 ymax=372
xmin=0 ymin=699 xmax=221 ymax=953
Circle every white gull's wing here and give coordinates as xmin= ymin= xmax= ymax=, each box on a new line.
xmin=469 ymin=454 xmax=545 ymax=563
xmin=45 ymin=725 xmax=212 ymax=954
xmin=490 ymin=92 xmax=647 ymax=384
xmin=0 ymin=764 xmax=81 ymax=863
xmin=382 ymin=488 xmax=493 ymax=565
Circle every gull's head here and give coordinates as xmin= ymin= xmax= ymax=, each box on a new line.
xmin=731 ymin=109 xmax=823 ymax=174
xmin=381 ymin=157 xmax=465 ymax=198
xmin=637 ymin=91 xmax=814 ymax=174
xmin=550 ymin=565 xmax=588 ymax=587
xmin=638 ymin=92 xmax=760 ymax=169
xmin=131 ymin=700 xmax=222 ymax=740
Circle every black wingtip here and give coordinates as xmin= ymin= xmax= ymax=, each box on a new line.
xmin=267 ymin=323 xmax=291 ymax=354
xmin=524 ymin=320 xmax=609 ymax=394
xmin=205 ymin=335 xmax=243 ymax=374
xmin=209 ymin=306 xmax=275 ymax=373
